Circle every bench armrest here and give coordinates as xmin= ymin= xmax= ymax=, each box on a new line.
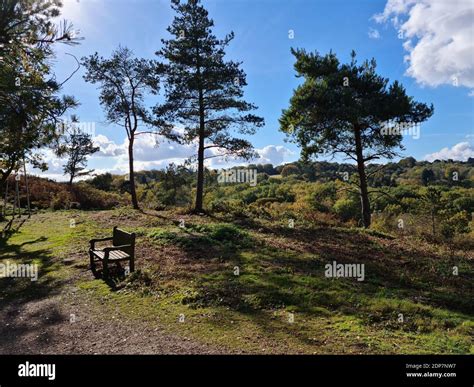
xmin=89 ymin=237 xmax=113 ymax=249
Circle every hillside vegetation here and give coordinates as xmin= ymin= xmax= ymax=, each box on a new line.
xmin=1 ymin=157 xmax=472 ymax=353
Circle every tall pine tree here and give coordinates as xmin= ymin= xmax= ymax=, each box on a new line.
xmin=280 ymin=50 xmax=433 ymax=227
xmin=156 ymin=0 xmax=264 ymax=213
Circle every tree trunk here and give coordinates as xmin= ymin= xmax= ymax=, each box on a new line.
xmin=431 ymin=210 xmax=436 ymax=236
xmin=354 ymin=126 xmax=371 ymax=228
xmin=195 ymin=89 xmax=205 ymax=213
xmin=128 ymin=137 xmax=139 ymax=210
xmin=1 ymin=166 xmax=14 ymax=219
xmin=0 ymin=178 xmax=6 ymax=220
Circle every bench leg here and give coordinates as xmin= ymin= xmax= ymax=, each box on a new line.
xmin=89 ymin=251 xmax=96 ymax=273
xmin=102 ymin=259 xmax=109 ymax=278
xmin=129 ymin=257 xmax=135 ymax=273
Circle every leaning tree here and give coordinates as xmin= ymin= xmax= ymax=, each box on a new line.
xmin=82 ymin=47 xmax=171 ymax=209
xmin=156 ymin=0 xmax=264 ymax=213
xmin=280 ymin=49 xmax=433 ymax=227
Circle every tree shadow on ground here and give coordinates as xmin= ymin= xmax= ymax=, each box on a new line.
xmin=185 ymin=224 xmax=473 ymax=343
xmin=0 ymin=232 xmax=69 ymax=353
xmin=1 ymin=217 xmax=28 ymax=242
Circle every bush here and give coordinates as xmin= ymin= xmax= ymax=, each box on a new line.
xmin=208 ymin=198 xmax=247 ymax=217
xmin=384 ymin=203 xmax=403 ymax=215
xmin=51 ymin=190 xmax=73 ymax=210
xmin=207 ymin=223 xmax=252 ymax=246
xmin=440 ymin=211 xmax=471 ymax=240
xmin=71 ymin=183 xmax=124 ymax=210
xmin=281 ymin=164 xmax=300 ymax=177
xmin=25 ymin=176 xmax=68 ymax=209
xmin=307 ymin=182 xmax=337 ymax=212
xmin=333 ymin=198 xmax=360 ymax=222
xmin=87 ymin=173 xmax=113 ymax=191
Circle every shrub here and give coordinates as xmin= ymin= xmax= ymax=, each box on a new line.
xmin=25 ymin=176 xmax=68 ymax=209
xmin=333 ymin=198 xmax=360 ymax=222
xmin=384 ymin=203 xmax=404 ymax=215
xmin=307 ymin=182 xmax=337 ymax=212
xmin=51 ymin=190 xmax=73 ymax=210
xmin=87 ymin=173 xmax=113 ymax=191
xmin=71 ymin=183 xmax=124 ymax=210
xmin=207 ymin=223 xmax=251 ymax=246
xmin=208 ymin=198 xmax=247 ymax=217
xmin=440 ymin=211 xmax=471 ymax=240
xmin=281 ymin=164 xmax=300 ymax=177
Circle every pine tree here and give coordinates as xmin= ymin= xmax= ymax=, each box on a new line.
xmin=82 ymin=47 xmax=167 ymax=209
xmin=56 ymin=120 xmax=99 ymax=185
xmin=156 ymin=0 xmax=264 ymax=213
xmin=280 ymin=49 xmax=433 ymax=227
xmin=0 ymin=0 xmax=79 ymax=188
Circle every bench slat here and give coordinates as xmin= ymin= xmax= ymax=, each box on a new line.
xmin=91 ymin=250 xmax=130 ymax=261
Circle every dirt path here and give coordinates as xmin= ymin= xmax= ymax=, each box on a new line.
xmin=0 ymin=285 xmax=226 ymax=354
xmin=0 ymin=213 xmax=232 ymax=354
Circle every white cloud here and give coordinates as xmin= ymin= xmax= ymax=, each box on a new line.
xmin=253 ymin=145 xmax=295 ymax=165
xmin=94 ymin=134 xmax=295 ymax=170
xmin=132 ymin=134 xmax=193 ymax=162
xmin=375 ymin=0 xmax=474 ymax=89
xmin=424 ymin=141 xmax=474 ymax=161
xmin=30 ymin=131 xmax=297 ymax=181
xmin=28 ymin=149 xmax=67 ymax=181
xmin=368 ymin=27 xmax=381 ymax=39
xmin=203 ymin=145 xmax=294 ymax=169
xmin=93 ymin=134 xmax=126 ymax=157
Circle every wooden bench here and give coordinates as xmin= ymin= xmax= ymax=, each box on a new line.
xmin=89 ymin=227 xmax=136 ymax=278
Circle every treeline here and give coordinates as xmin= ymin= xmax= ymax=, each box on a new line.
xmin=4 ymin=157 xmax=471 ymax=245
xmin=6 ymin=157 xmax=471 ymax=207
xmin=270 ymin=157 xmax=474 ymax=188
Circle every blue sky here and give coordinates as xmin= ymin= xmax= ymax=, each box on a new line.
xmin=43 ymin=0 xmax=474 ymax=179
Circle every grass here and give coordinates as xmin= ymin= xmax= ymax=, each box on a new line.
xmin=1 ymin=208 xmax=473 ymax=354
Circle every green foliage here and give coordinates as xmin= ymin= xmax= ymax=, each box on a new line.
xmin=440 ymin=211 xmax=471 ymax=240
xmin=71 ymin=183 xmax=124 ymax=210
xmin=421 ymin=168 xmax=435 ymax=186
xmin=280 ymin=49 xmax=433 ymax=227
xmin=88 ymin=173 xmax=113 ymax=191
xmin=333 ymin=197 xmax=360 ymax=222
xmin=0 ymin=0 xmax=79 ymax=185
xmin=55 ymin=122 xmax=99 ymax=184
xmin=281 ymin=164 xmax=300 ymax=177
xmin=280 ymin=49 xmax=433 ymax=162
xmin=82 ymin=46 xmax=169 ymax=209
xmin=137 ymin=164 xmax=193 ymax=208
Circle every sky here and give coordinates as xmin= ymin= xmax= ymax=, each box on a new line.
xmin=39 ymin=0 xmax=474 ymax=180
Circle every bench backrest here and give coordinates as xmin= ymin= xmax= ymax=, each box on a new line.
xmin=113 ymin=227 xmax=135 ymax=254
